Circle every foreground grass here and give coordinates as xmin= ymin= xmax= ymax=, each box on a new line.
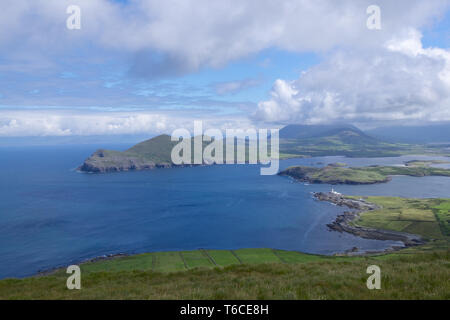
xmin=0 ymin=250 xmax=448 ymax=300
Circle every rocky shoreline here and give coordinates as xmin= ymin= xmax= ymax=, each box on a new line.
xmin=314 ymin=192 xmax=425 ymax=253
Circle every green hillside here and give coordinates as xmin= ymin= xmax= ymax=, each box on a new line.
xmin=279 ymin=164 xmax=450 ymax=184
xmin=1 ymin=249 xmax=448 ymax=300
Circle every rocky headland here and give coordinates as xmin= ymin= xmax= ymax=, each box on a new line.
xmin=314 ymin=192 xmax=425 ymax=250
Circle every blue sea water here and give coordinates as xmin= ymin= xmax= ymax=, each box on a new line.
xmin=0 ymin=145 xmax=449 ymax=279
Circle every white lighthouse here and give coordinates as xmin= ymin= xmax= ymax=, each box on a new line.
xmin=331 ymin=188 xmax=341 ymax=195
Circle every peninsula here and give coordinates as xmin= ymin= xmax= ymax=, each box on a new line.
xmin=278 ymin=164 xmax=450 ymax=185
xmin=79 ymin=134 xmax=180 ymax=173
xmin=314 ymin=192 xmax=425 ymax=248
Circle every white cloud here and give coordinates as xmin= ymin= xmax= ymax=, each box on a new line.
xmin=0 ymin=1 xmax=449 ymax=135
xmin=0 ymin=0 xmax=448 ymax=76
xmin=255 ymin=29 xmax=450 ymax=125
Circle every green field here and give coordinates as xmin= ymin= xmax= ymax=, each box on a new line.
xmin=354 ymin=197 xmax=446 ymax=241
xmin=73 ymin=249 xmax=330 ymax=275
xmin=0 ymin=250 xmax=448 ymax=300
xmin=434 ymin=200 xmax=450 ymax=237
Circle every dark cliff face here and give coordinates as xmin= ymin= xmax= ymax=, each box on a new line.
xmin=78 ymin=153 xmax=160 ymax=173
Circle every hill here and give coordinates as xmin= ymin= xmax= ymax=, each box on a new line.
xmin=78 ymin=134 xmax=262 ymax=173
xmin=78 ymin=125 xmax=450 ymax=173
xmin=278 ymin=124 xmax=449 ymax=157
xmin=280 ymin=124 xmax=369 ymax=140
xmin=78 ymin=134 xmax=179 ymax=173
xmin=1 ymin=250 xmax=448 ymax=300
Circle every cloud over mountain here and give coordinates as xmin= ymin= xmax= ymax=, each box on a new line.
xmin=1 ymin=0 xmax=448 ymax=76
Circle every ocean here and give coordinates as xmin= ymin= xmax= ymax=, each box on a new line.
xmin=0 ymin=144 xmax=449 ymax=279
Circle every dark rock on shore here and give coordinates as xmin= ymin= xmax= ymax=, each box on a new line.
xmin=314 ymin=192 xmax=380 ymax=211
xmin=78 ymin=149 xmax=174 ymax=173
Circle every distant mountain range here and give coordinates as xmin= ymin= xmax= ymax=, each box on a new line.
xmin=79 ymin=124 xmax=450 ymax=172
xmin=280 ymin=124 xmax=364 ymax=139
xmin=278 ymin=124 xmax=449 ymax=157
xmin=366 ymin=124 xmax=450 ymax=143
xmin=280 ymin=123 xmax=450 ymax=144
xmin=279 ymin=124 xmax=379 ymax=145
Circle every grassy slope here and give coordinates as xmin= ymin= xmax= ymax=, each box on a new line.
xmin=0 ymin=197 xmax=448 ymax=299
xmin=0 ymin=251 xmax=448 ymax=299
xmin=435 ymin=201 xmax=450 ymax=237
xmin=124 ymin=134 xmax=177 ymax=163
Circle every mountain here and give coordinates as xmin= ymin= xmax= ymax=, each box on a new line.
xmin=78 ymin=134 xmax=253 ymax=173
xmin=79 ymin=125 xmax=450 ymax=173
xmin=79 ymin=134 xmax=179 ymax=173
xmin=367 ymin=124 xmax=450 ymax=143
xmin=277 ymin=124 xmax=442 ymax=157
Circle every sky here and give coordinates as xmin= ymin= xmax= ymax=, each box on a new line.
xmin=0 ymin=0 xmax=449 ymax=138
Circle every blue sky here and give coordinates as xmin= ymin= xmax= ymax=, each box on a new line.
xmin=0 ymin=0 xmax=449 ymax=137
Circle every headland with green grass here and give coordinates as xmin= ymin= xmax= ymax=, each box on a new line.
xmin=279 ymin=164 xmax=450 ymax=185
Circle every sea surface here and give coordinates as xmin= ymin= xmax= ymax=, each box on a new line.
xmin=0 ymin=144 xmax=449 ymax=279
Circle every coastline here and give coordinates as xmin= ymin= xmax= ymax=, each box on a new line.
xmin=313 ymin=192 xmax=426 ymax=254
xmin=32 ymin=191 xmax=431 ymax=278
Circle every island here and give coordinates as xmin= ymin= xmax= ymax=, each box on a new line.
xmin=79 ymin=134 xmax=181 ymax=173
xmin=278 ymin=164 xmax=450 ymax=185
